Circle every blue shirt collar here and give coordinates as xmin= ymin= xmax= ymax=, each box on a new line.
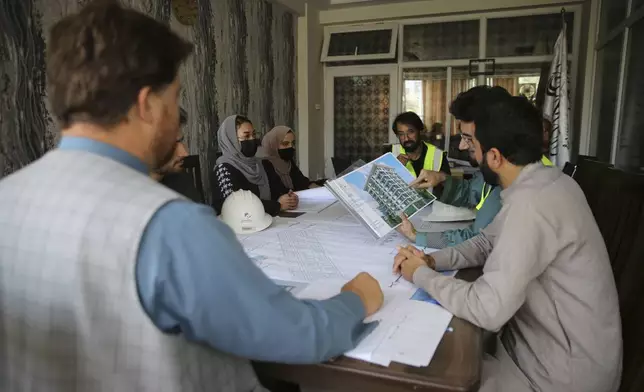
xmin=58 ymin=136 xmax=149 ymax=174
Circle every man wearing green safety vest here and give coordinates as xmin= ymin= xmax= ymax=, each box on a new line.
xmin=475 ymin=155 xmax=553 ymax=210
xmin=390 ymin=112 xmax=451 ymax=177
xmin=397 ymin=86 xmax=554 ymax=249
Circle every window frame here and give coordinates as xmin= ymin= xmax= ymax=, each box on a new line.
xmin=321 ymin=23 xmax=399 ymax=62
xmin=590 ymin=0 xmax=644 ymax=164
xmin=321 ymin=5 xmax=584 ymax=161
xmin=395 ymin=6 xmax=581 ymax=153
xmin=323 ymin=64 xmax=400 ymax=164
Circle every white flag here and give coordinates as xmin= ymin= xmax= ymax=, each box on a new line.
xmin=542 ymin=23 xmax=571 ymax=168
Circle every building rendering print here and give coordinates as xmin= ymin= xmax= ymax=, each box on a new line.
xmin=363 ymin=164 xmax=436 ymax=227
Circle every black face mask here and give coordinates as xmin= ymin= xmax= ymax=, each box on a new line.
xmin=240 ymin=139 xmax=258 ymax=157
xmin=278 ymin=147 xmax=295 ymax=161
xmin=479 ymin=151 xmax=500 ymax=186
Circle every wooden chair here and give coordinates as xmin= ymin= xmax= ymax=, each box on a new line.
xmin=573 ymin=160 xmax=644 ymax=392
xmin=577 ymin=154 xmax=599 ymax=164
xmin=181 ymin=154 xmax=205 ymax=203
xmin=571 ymin=159 xmax=613 ymax=218
xmin=331 ymin=157 xmax=352 ymax=177
xmin=562 ymin=162 xmax=576 ymax=177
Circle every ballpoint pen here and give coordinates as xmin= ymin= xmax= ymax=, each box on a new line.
xmin=389 ymin=274 xmax=402 ymax=288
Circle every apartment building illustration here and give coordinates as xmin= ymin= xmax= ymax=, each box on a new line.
xmin=363 ymin=164 xmax=434 ymax=227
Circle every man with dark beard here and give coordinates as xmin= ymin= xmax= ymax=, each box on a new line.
xmin=393 ymin=95 xmax=621 ymax=392
xmin=390 ymin=111 xmax=451 ymax=177
xmin=397 ymin=86 xmax=510 ymax=248
xmin=152 ymin=108 xmax=204 ymax=203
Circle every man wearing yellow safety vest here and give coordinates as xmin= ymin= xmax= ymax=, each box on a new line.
xmin=397 ymin=86 xmax=553 ymax=249
xmin=390 ymin=112 xmax=451 ymax=178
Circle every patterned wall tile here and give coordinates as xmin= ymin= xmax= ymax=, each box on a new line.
xmin=333 ymin=75 xmax=391 ymax=163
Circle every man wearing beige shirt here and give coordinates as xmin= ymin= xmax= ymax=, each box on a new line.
xmin=394 ymin=96 xmax=622 ymax=392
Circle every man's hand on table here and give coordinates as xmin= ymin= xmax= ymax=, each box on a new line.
xmin=393 ymin=245 xmax=436 ymax=282
xmin=341 ymin=272 xmax=384 ymax=317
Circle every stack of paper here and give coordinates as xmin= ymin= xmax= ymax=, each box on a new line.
xmin=296 ymin=281 xmax=453 ymax=368
xmin=292 ymin=187 xmax=337 ymax=213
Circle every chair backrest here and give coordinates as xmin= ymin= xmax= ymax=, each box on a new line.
xmin=181 ymin=154 xmax=205 ymax=203
xmin=572 ymin=159 xmax=613 ymax=217
xmin=331 ymin=157 xmax=352 ymax=177
xmin=562 ymin=162 xmax=576 ymax=177
xmin=573 ymin=160 xmax=644 ymax=392
xmin=577 ymin=154 xmax=599 ymax=164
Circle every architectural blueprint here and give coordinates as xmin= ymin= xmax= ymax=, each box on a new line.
xmin=325 ymin=153 xmax=437 ymax=238
xmin=237 ymin=219 xmax=414 ymax=289
xmin=277 ymin=230 xmax=344 ymax=281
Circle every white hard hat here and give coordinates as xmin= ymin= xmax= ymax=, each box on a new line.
xmin=219 ymin=189 xmax=273 ymax=234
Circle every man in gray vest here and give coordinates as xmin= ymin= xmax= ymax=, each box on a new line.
xmin=0 ymin=1 xmax=383 ymax=391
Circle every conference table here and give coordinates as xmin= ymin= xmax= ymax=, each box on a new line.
xmin=252 ymin=210 xmax=484 ymax=392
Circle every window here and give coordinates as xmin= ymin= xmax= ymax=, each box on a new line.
xmin=328 ymin=30 xmax=392 ymax=57
xmin=401 ymin=67 xmax=475 ymax=158
xmin=616 ymin=20 xmax=644 ymax=170
xmin=322 ymin=24 xmax=398 ymax=62
xmin=595 ymin=36 xmax=624 ymax=163
xmin=485 ymin=63 xmax=548 ymax=101
xmin=402 ymin=68 xmax=447 ymax=137
xmin=403 ymin=80 xmax=424 ymax=119
xmin=486 ymin=13 xmax=574 ymax=57
xmin=591 ymin=0 xmax=644 ymax=169
xmin=599 ymin=0 xmax=629 ymax=39
xmin=324 ymin=7 xmax=585 ymax=167
xmin=403 ymin=20 xmax=479 ymax=61
xmin=634 ymin=0 xmax=644 ymax=11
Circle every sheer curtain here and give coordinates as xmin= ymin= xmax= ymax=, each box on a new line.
xmin=492 ymin=78 xmax=519 ymax=95
xmin=450 ymin=78 xmax=470 ymax=135
xmin=421 ymin=78 xmax=472 ymax=136
xmin=422 ymin=79 xmax=446 ymax=135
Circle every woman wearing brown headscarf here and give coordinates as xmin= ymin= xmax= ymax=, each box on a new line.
xmin=212 ymin=116 xmax=297 ymax=216
xmin=261 ymin=126 xmax=318 ymax=191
